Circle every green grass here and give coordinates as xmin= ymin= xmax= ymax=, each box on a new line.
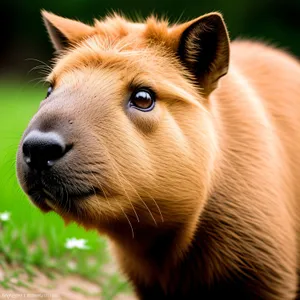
xmin=0 ymin=81 xmax=131 ymax=298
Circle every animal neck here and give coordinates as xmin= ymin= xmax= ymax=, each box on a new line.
xmin=100 ymin=208 xmax=206 ymax=289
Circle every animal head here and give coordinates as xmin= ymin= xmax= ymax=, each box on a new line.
xmin=16 ymin=11 xmax=229 ymax=237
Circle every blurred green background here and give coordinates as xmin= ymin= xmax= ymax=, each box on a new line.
xmin=0 ymin=0 xmax=299 ymax=296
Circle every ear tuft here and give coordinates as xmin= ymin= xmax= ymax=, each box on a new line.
xmin=177 ymin=13 xmax=230 ymax=95
xmin=41 ymin=10 xmax=95 ymax=51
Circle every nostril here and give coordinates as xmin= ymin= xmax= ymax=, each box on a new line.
xmin=22 ymin=142 xmax=31 ymax=158
xmin=22 ymin=130 xmax=70 ymax=171
xmin=46 ymin=143 xmax=72 ymax=167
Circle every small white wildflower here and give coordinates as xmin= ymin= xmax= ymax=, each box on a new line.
xmin=65 ymin=237 xmax=89 ymax=250
xmin=0 ymin=211 xmax=10 ymax=222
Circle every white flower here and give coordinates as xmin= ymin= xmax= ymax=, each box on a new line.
xmin=65 ymin=237 xmax=89 ymax=250
xmin=0 ymin=211 xmax=10 ymax=222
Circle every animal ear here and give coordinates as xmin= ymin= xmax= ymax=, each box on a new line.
xmin=176 ymin=13 xmax=230 ymax=95
xmin=41 ymin=10 xmax=95 ymax=51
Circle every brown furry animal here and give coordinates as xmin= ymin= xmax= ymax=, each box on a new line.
xmin=16 ymin=10 xmax=300 ymax=299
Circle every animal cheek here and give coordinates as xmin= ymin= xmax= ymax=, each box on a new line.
xmin=126 ymin=106 xmax=162 ymax=133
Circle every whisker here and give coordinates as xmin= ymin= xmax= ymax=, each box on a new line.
xmin=116 ymin=201 xmax=135 ymax=239
xmin=77 ymin=170 xmax=98 ymax=198
xmin=63 ymin=183 xmax=71 ymax=214
xmin=25 ymin=58 xmax=52 ymax=71
xmin=58 ymin=186 xmax=65 ymax=211
xmin=93 ymin=135 xmax=140 ymax=223
xmin=111 ymin=168 xmax=158 ymax=226
xmin=74 ymin=170 xmax=110 ymax=224
xmin=121 ymin=175 xmax=158 ymax=226
xmin=140 ymin=198 xmax=157 ymax=226
xmin=27 ymin=65 xmax=51 ymax=76
xmin=25 ymin=58 xmax=53 ymax=83
xmin=145 ymin=191 xmax=164 ymax=223
xmin=61 ymin=185 xmax=69 ymax=213
xmin=110 ymin=167 xmax=140 ymax=222
xmin=27 ymin=77 xmax=48 ymax=88
xmin=90 ymin=172 xmax=117 ymax=219
xmin=53 ymin=176 xmax=67 ymax=212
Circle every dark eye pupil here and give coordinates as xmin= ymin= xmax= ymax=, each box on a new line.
xmin=130 ymin=89 xmax=155 ymax=111
xmin=46 ymin=86 xmax=53 ymax=98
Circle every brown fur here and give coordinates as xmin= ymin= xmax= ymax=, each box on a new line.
xmin=16 ymin=11 xmax=300 ymax=299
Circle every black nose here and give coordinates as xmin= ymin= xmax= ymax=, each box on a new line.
xmin=22 ymin=130 xmax=69 ymax=171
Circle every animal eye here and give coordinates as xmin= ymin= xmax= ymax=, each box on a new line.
xmin=129 ymin=89 xmax=155 ymax=111
xmin=46 ymin=85 xmax=53 ymax=98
